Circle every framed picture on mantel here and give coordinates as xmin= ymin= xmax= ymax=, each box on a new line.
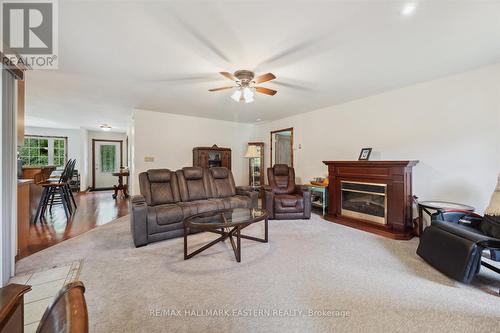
xmin=358 ymin=148 xmax=372 ymax=161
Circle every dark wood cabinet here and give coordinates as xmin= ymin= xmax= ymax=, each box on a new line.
xmin=193 ymin=145 xmax=231 ymax=170
xmin=323 ymin=160 xmax=418 ymax=240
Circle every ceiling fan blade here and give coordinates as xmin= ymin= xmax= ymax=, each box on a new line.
xmin=208 ymin=86 xmax=235 ymax=92
xmin=254 ymin=73 xmax=276 ymax=84
xmin=255 ymin=87 xmax=277 ymax=96
xmin=219 ymin=72 xmax=236 ymax=81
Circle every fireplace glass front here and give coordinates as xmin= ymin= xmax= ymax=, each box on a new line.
xmin=341 ymin=181 xmax=387 ymax=224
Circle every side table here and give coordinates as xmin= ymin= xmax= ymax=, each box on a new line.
xmin=306 ymin=183 xmax=328 ymax=216
xmin=112 ymin=171 xmax=129 ymax=199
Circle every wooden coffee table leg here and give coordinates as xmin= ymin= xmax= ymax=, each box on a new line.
xmin=185 ymin=233 xmax=227 ymax=260
xmin=265 ymin=218 xmax=268 ymax=242
xmin=183 ymin=224 xmax=188 ymax=260
xmin=237 ymin=227 xmax=241 ymax=262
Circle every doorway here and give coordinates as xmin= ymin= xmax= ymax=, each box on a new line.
xmin=92 ymin=139 xmax=123 ymax=189
xmin=270 ymin=128 xmax=293 ymax=167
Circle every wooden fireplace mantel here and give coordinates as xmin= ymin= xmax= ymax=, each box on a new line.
xmin=322 ymin=160 xmax=418 ymax=240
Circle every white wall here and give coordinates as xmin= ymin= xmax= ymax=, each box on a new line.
xmin=79 ymin=128 xmax=89 ymax=190
xmin=127 ymin=117 xmax=135 ymax=195
xmin=253 ymin=64 xmax=500 ymax=213
xmin=131 ymin=109 xmax=254 ymax=195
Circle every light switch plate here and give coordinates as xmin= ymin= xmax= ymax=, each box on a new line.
xmin=144 ymin=156 xmax=154 ymax=162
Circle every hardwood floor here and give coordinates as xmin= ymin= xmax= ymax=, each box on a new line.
xmin=21 ymin=191 xmax=129 ymax=259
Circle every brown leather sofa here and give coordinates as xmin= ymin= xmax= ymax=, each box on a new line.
xmin=130 ymin=167 xmax=258 ymax=247
xmin=264 ymin=164 xmax=311 ymax=220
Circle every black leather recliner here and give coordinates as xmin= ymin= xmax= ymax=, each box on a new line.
xmin=417 ymin=211 xmax=500 ymax=285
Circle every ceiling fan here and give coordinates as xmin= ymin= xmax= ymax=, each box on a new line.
xmin=209 ymin=70 xmax=277 ymax=103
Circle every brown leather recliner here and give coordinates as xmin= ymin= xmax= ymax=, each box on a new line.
xmin=130 ymin=167 xmax=258 ymax=247
xmin=264 ymin=164 xmax=311 ymax=220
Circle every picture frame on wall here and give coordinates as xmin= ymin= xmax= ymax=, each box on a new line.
xmin=358 ymin=148 xmax=372 ymax=161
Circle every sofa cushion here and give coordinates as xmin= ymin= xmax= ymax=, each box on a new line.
xmin=183 ymin=167 xmax=203 ymax=180
xmin=207 ymin=198 xmax=226 ymax=210
xmin=209 ymin=167 xmax=236 ymax=198
xmin=177 ymin=167 xmax=211 ymax=201
xmin=268 ymin=164 xmax=295 ymax=194
xmin=274 ymin=164 xmax=289 ymax=176
xmin=139 ymin=169 xmax=180 ymax=206
xmin=154 ymin=204 xmax=183 ymax=225
xmin=177 ymin=201 xmax=199 ymax=219
xmin=211 ymin=167 xmax=229 ymax=179
xmin=150 ymin=183 xmax=176 ymax=205
xmin=193 ymin=199 xmax=219 ymax=214
xmin=148 ymin=169 xmax=171 ymax=182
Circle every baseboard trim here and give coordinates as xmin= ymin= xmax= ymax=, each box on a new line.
xmin=324 ymin=215 xmax=415 ymax=240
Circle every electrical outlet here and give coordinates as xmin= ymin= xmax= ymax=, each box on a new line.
xmin=144 ymin=156 xmax=154 ymax=162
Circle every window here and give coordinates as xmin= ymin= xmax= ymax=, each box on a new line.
xmin=19 ymin=136 xmax=67 ymax=168
xmin=100 ymin=145 xmax=116 ymax=172
xmin=53 ymin=138 xmax=66 ymax=167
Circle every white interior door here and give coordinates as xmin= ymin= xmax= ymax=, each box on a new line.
xmin=94 ymin=141 xmax=121 ymax=188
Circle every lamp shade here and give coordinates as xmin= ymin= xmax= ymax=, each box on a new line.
xmin=244 ymin=145 xmax=260 ymax=158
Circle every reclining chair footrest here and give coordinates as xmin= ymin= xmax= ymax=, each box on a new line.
xmin=417 ymin=225 xmax=482 ymax=284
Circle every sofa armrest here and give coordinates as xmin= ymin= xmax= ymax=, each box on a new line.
xmin=131 ymin=195 xmax=146 ymax=205
xmin=236 ymin=186 xmax=258 ymax=209
xmin=294 ymin=185 xmax=310 ymax=194
xmin=130 ymin=195 xmax=148 ymax=247
xmin=293 ymin=185 xmax=311 ymax=218
xmin=236 ymin=185 xmax=253 ymax=192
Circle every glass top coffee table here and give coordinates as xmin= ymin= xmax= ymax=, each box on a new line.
xmin=183 ymin=208 xmax=269 ymax=262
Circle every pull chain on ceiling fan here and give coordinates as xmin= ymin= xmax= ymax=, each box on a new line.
xmin=209 ymin=70 xmax=277 ymax=103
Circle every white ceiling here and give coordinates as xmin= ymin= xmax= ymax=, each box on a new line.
xmin=25 ymin=0 xmax=500 ymax=131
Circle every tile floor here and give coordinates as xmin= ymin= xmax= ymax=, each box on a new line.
xmin=9 ymin=260 xmax=83 ymax=333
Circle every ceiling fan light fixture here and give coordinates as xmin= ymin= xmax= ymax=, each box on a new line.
xmin=211 ymin=70 xmax=276 ymax=103
xmin=243 ymin=87 xmax=254 ymax=103
xmin=244 ymin=95 xmax=254 ymax=104
xmin=231 ymin=89 xmax=242 ymax=102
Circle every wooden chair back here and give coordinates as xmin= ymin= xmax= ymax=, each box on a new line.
xmin=36 ymin=281 xmax=88 ymax=333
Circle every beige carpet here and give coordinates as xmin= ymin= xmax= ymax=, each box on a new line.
xmin=17 ymin=214 xmax=500 ymax=333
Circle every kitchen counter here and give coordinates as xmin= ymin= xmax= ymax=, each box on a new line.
xmin=17 ymin=179 xmax=43 ymax=259
xmin=21 ymin=165 xmax=55 ymax=183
